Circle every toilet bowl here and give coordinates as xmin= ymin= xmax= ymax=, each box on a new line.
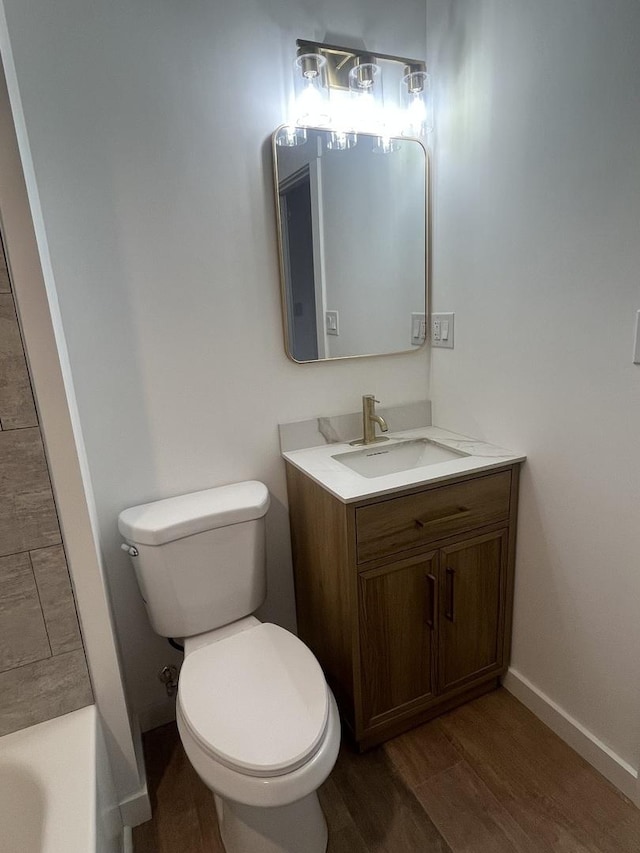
xmin=177 ymin=619 xmax=340 ymax=852
xmin=177 ymin=619 xmax=340 ymax=805
xmin=118 ymin=482 xmax=340 ymax=853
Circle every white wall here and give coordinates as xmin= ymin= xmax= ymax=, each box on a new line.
xmin=1 ymin=0 xmax=428 ymax=722
xmin=428 ymin=0 xmax=640 ymax=769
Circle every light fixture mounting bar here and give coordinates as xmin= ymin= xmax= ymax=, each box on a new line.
xmin=296 ymin=38 xmax=425 ymax=91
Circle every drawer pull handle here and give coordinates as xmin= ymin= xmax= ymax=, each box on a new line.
xmin=445 ymin=567 xmax=455 ymax=621
xmin=424 ymin=573 xmax=436 ymax=628
xmin=414 ymin=506 xmax=470 ymax=529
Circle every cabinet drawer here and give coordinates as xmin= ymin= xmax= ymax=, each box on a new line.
xmin=355 ymin=471 xmax=511 ymax=564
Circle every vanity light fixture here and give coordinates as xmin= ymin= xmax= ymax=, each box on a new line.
xmin=284 ymin=39 xmax=432 ymax=144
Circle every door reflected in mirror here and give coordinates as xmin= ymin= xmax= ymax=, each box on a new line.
xmin=273 ymin=126 xmax=428 ymax=363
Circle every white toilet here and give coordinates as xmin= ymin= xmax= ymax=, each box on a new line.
xmin=118 ymin=481 xmax=340 ymax=853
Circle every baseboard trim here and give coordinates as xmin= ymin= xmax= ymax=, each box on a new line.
xmin=119 ymin=784 xmax=152 ymax=827
xmin=503 ymin=669 xmax=639 ymax=805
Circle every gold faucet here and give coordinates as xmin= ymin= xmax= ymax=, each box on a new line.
xmin=350 ymin=395 xmax=390 ymax=446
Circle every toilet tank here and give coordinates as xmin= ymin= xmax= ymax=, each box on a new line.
xmin=118 ymin=481 xmax=270 ymax=638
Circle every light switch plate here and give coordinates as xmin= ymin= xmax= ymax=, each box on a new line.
xmin=411 ymin=312 xmax=426 ymax=346
xmin=431 ymin=312 xmax=455 ymax=348
xmin=325 ymin=310 xmax=339 ymax=336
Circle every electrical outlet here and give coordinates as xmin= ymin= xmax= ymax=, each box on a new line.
xmin=431 ymin=312 xmax=454 ymax=349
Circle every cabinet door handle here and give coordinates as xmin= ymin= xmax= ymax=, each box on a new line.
xmin=445 ymin=567 xmax=455 ymax=621
xmin=424 ymin=573 xmax=436 ymax=628
xmin=414 ymin=506 xmax=470 ymax=529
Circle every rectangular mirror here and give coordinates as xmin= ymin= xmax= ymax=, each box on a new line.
xmin=272 ymin=126 xmax=429 ymax=363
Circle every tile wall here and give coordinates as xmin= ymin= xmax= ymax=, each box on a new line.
xmin=0 ymin=234 xmax=92 ymax=736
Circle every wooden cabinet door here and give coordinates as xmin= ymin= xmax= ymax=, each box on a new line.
xmin=438 ymin=529 xmax=508 ymax=692
xmin=358 ymin=553 xmax=438 ymax=728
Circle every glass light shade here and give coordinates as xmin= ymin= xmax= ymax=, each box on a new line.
xmin=276 ymin=125 xmax=308 ymax=147
xmin=372 ymin=135 xmax=401 ymax=155
xmin=325 ymin=130 xmax=357 ymax=151
xmin=348 ymin=62 xmax=384 ymax=133
xmin=294 ymin=53 xmax=330 ymax=127
xmin=401 ymin=70 xmax=433 ymax=137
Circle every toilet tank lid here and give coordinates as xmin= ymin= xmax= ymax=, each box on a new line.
xmin=118 ymin=481 xmax=270 ymax=546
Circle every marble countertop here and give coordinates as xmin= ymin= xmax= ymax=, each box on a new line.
xmin=282 ymin=426 xmax=526 ymax=503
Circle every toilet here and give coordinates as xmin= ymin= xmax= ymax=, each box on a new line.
xmin=118 ymin=481 xmax=340 ymax=853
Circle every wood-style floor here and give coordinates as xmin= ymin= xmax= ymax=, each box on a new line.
xmin=133 ymin=688 xmax=640 ymax=852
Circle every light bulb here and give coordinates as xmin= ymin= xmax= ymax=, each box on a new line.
xmin=407 ymin=93 xmax=427 ymax=131
xmin=356 ymin=91 xmax=378 ymax=128
xmin=296 ymin=81 xmax=327 ymax=126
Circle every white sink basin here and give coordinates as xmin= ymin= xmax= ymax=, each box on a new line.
xmin=332 ymin=438 xmax=469 ymax=479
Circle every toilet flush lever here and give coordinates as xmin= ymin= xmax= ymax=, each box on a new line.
xmin=121 ymin=543 xmax=139 ymax=557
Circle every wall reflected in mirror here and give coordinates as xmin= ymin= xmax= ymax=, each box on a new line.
xmin=273 ymin=126 xmax=428 ymax=363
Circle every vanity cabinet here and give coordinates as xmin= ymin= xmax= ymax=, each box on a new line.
xmin=285 ymin=462 xmax=521 ymax=749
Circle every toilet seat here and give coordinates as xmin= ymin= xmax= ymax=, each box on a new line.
xmin=177 ymin=689 xmax=341 ymax=809
xmin=178 ymin=623 xmax=330 ymax=778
